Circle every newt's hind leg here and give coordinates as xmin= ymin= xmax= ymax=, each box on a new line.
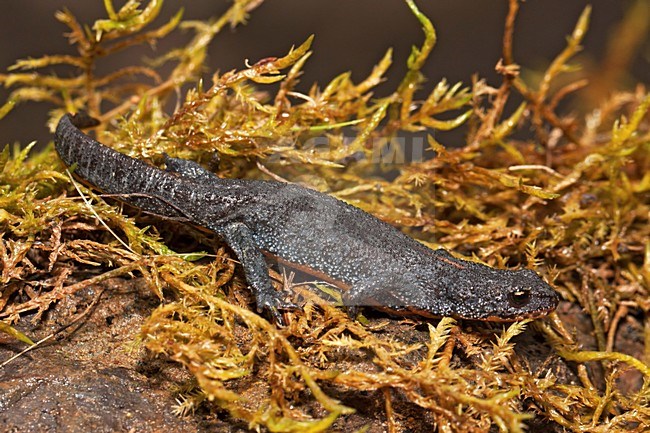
xmin=216 ymin=221 xmax=297 ymax=324
xmin=164 ymin=154 xmax=222 ymax=183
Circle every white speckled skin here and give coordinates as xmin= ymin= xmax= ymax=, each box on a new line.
xmin=55 ymin=114 xmax=559 ymax=322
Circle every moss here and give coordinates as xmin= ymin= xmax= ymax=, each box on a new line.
xmin=1 ymin=0 xmax=649 ymax=431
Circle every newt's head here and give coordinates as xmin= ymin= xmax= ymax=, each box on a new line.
xmin=427 ymin=252 xmax=560 ymax=321
xmin=457 ymin=268 xmax=558 ymax=321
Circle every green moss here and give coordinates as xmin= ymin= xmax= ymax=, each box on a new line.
xmin=1 ymin=0 xmax=649 ymax=431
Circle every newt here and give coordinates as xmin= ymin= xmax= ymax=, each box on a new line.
xmin=54 ymin=112 xmax=559 ymax=323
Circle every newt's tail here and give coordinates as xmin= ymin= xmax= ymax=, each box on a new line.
xmin=54 ymin=113 xmax=187 ymax=219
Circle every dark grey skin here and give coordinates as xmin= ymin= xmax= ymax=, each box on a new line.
xmin=54 ymin=113 xmax=559 ymax=323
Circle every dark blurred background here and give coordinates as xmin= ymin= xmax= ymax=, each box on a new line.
xmin=0 ymin=0 xmax=648 ymax=147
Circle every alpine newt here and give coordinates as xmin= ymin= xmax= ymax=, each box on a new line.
xmin=54 ymin=113 xmax=559 ymax=323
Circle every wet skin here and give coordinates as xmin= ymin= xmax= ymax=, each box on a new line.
xmin=54 ymin=113 xmax=559 ymax=323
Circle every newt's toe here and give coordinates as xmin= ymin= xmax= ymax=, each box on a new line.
xmin=256 ymin=291 xmax=298 ymax=325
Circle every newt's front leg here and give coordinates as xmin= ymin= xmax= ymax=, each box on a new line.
xmin=217 ymin=221 xmax=296 ymax=323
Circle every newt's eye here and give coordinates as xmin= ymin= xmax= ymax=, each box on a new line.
xmin=507 ymin=289 xmax=531 ymax=308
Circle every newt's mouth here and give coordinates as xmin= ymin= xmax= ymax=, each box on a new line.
xmin=479 ymin=301 xmax=559 ymax=322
